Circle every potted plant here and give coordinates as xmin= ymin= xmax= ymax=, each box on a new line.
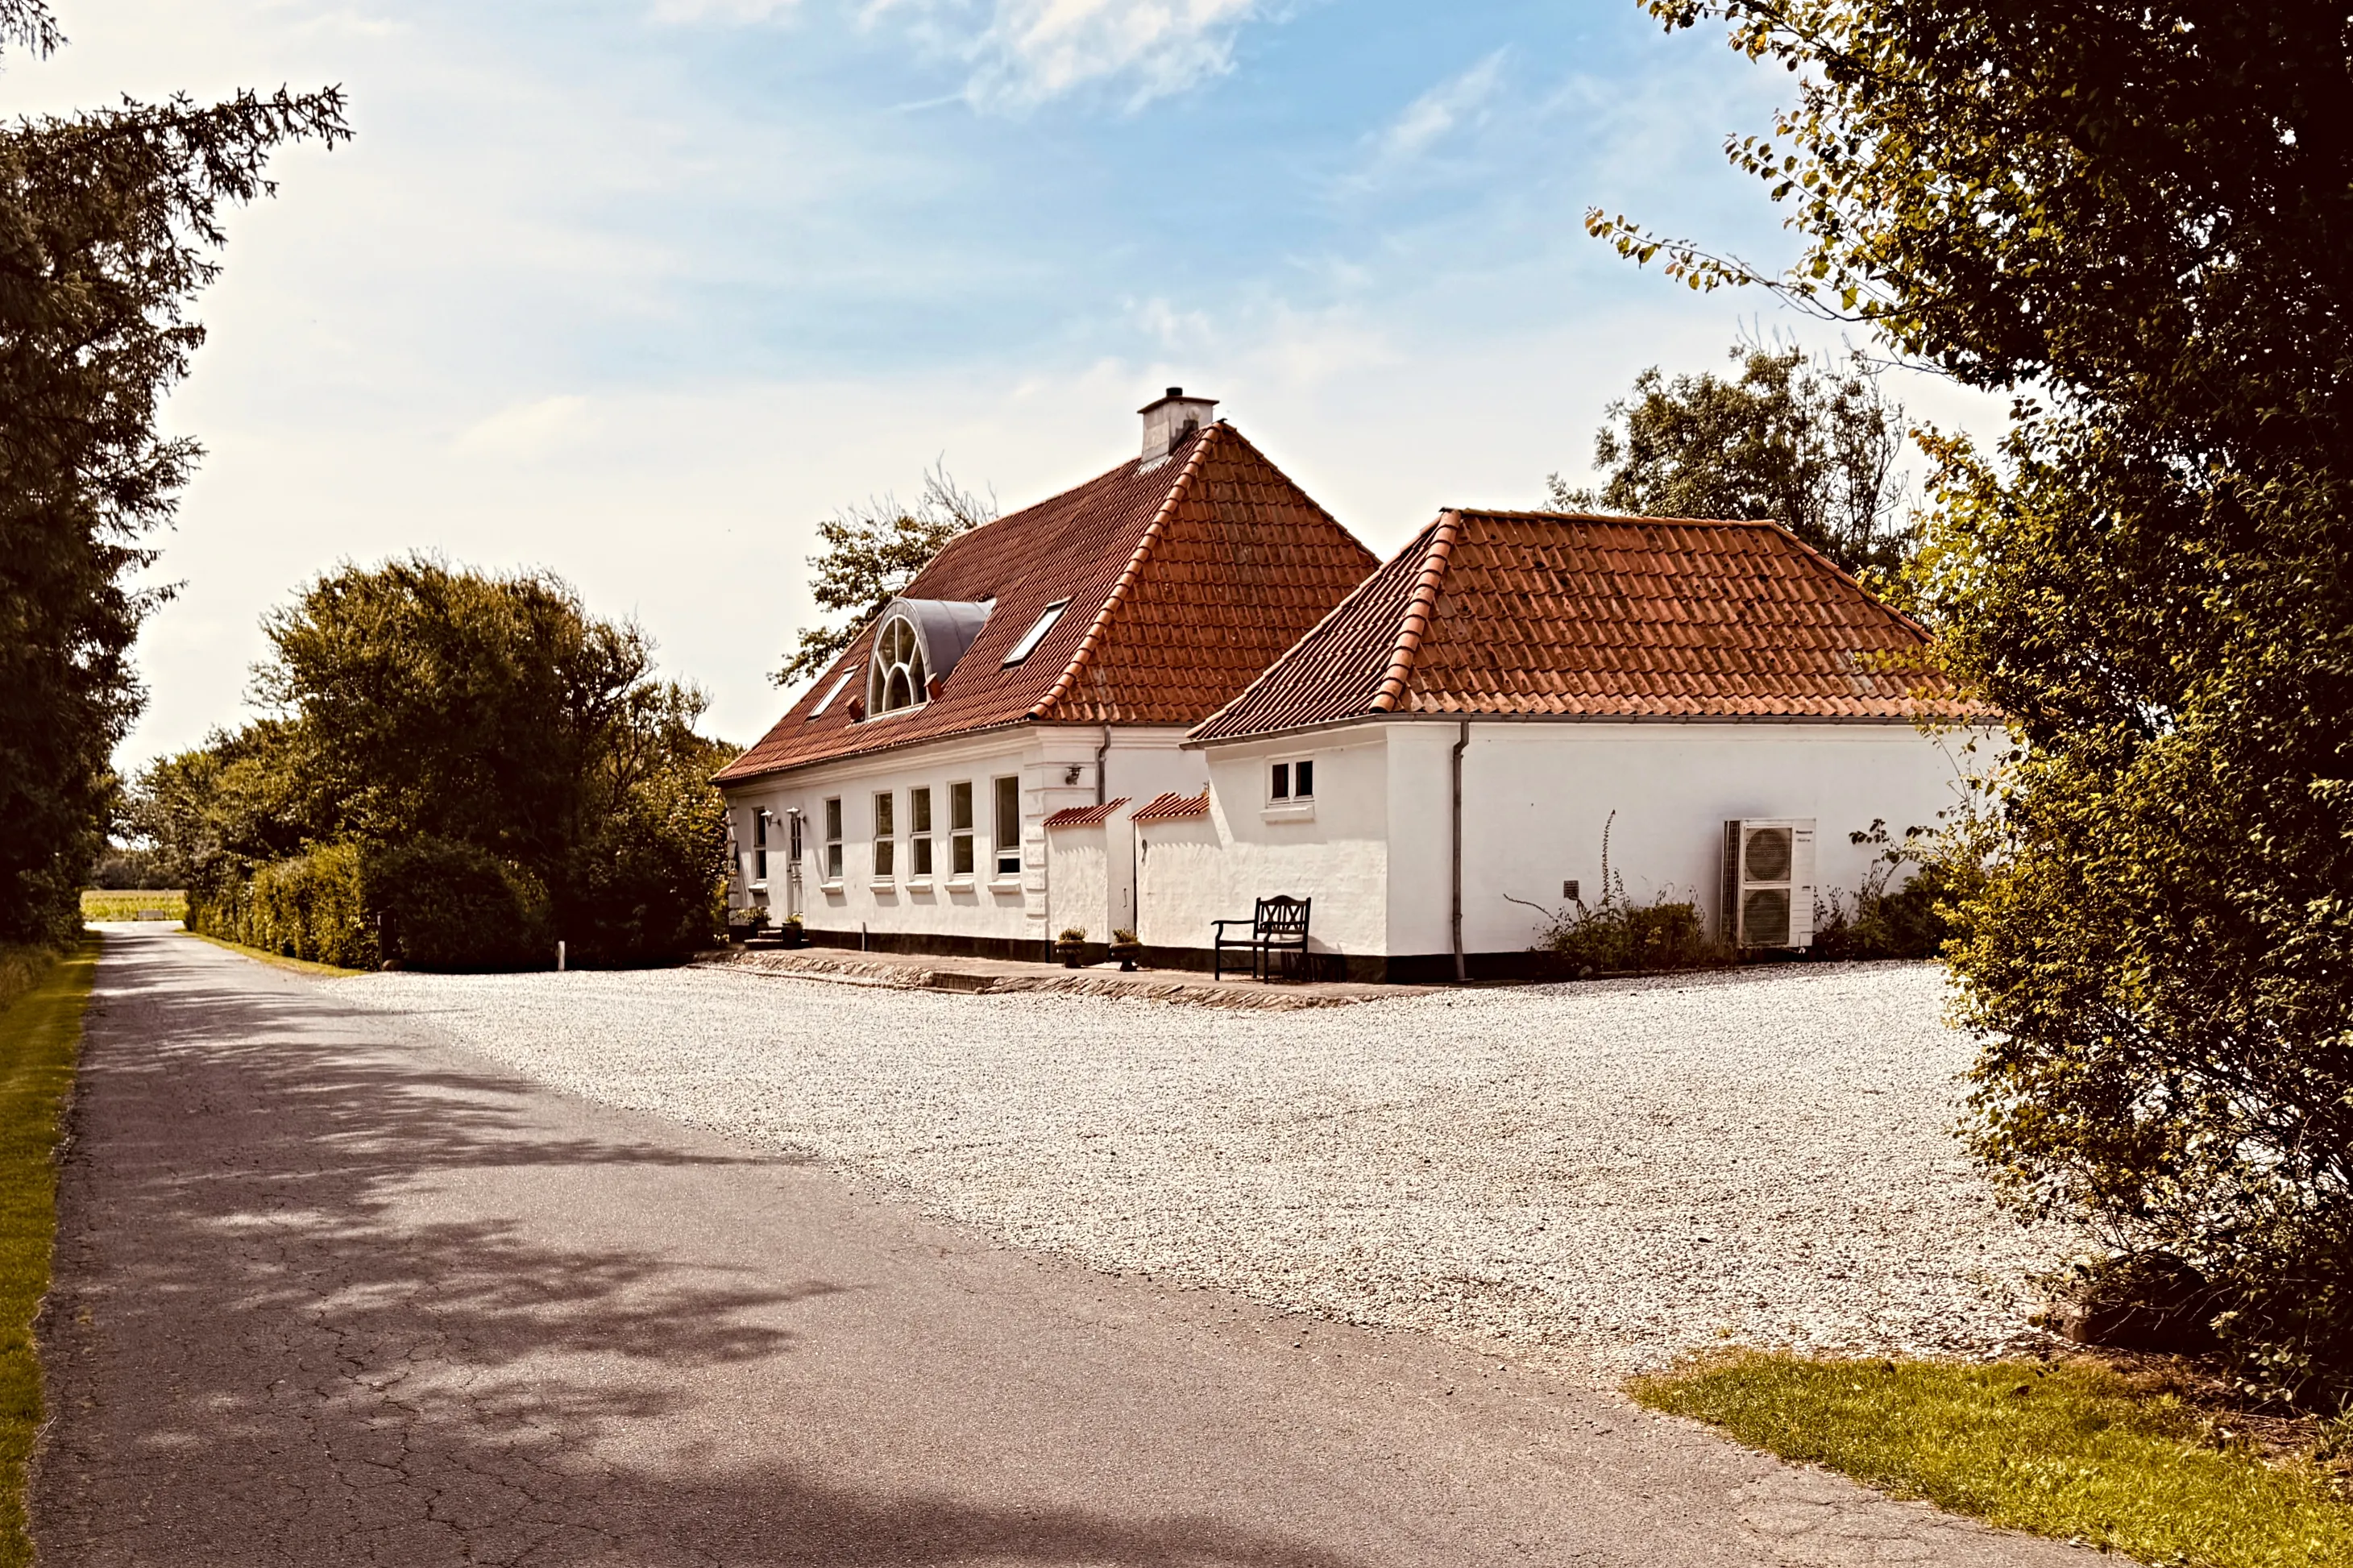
xmin=1055 ymin=927 xmax=1089 ymax=968
xmin=779 ymin=914 xmax=804 ymax=949
xmin=1108 ymin=928 xmax=1142 ymax=972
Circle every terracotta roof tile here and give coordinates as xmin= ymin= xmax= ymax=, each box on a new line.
xmin=1191 ymin=509 xmax=1981 ymax=743
xmin=717 ymin=424 xmax=1377 ymax=783
xmin=1043 ymin=798 xmax=1131 ymax=828
xmin=1130 ymin=789 xmax=1210 ymax=823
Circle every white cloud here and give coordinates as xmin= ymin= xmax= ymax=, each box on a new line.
xmin=963 ymin=0 xmax=1260 ymax=111
xmin=454 ymin=396 xmax=593 ymax=458
xmin=1342 ymin=49 xmax=1509 ymax=192
xmin=648 ymin=0 xmax=799 ymax=21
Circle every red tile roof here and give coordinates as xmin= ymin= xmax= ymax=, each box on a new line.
xmin=1191 ymin=509 xmax=1974 ymax=743
xmin=717 ymin=424 xmax=1379 ymax=784
xmin=1131 ymin=789 xmax=1210 ymax=823
xmin=1043 ymin=799 xmax=1130 ymax=828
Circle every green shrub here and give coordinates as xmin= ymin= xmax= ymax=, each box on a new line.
xmin=367 ymin=839 xmax=550 ymax=972
xmin=1520 ymin=811 xmax=1724 ymax=976
xmin=555 ymin=765 xmax=724 ymax=965
xmin=1811 ymin=821 xmax=1972 ymax=961
xmin=189 ymin=837 xmax=551 ymax=973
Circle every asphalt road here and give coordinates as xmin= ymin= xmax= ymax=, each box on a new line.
xmin=33 ymin=927 xmax=2091 ymax=1566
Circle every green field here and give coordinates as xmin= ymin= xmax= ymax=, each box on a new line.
xmin=0 ymin=940 xmax=97 ymax=1566
xmin=1633 ymin=1350 xmax=2353 ymax=1568
xmin=78 ymin=890 xmax=185 ymax=923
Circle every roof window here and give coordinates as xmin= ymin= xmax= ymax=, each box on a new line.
xmin=808 ymin=669 xmax=855 ymax=718
xmin=867 ymin=614 xmax=929 ymax=716
xmin=1002 ymin=599 xmax=1069 ymax=666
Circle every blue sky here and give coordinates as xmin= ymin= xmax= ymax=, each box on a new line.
xmin=13 ymin=0 xmax=1999 ymax=761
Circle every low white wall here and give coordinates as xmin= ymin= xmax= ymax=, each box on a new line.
xmin=1137 ymin=732 xmax=1389 ymax=960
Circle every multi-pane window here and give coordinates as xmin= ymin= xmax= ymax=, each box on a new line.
xmin=993 ymin=776 xmax=1022 ymax=876
xmin=752 ymin=809 xmax=768 ymax=882
xmin=1269 ymin=757 xmax=1315 ymax=803
xmin=823 ymin=797 xmax=844 ymax=881
xmin=910 ymin=786 xmax=933 ymax=877
xmin=873 ymin=790 xmax=895 ymax=878
xmin=867 ymin=616 xmax=928 ymax=715
xmin=948 ymin=782 xmax=975 ymax=877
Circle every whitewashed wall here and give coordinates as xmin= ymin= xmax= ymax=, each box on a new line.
xmin=1157 ymin=718 xmax=1979 ymax=963
xmin=723 ymin=724 xmax=1202 ymax=949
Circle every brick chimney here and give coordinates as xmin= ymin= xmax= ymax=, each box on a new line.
xmin=1139 ymin=387 xmax=1217 ymax=471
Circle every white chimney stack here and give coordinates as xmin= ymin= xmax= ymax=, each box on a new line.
xmin=1139 ymin=386 xmax=1218 ymax=470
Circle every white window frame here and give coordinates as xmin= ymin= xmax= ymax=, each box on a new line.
xmin=1000 ymin=599 xmax=1069 ymax=666
xmin=991 ymin=775 xmax=1023 ymax=879
xmin=822 ymin=797 xmax=844 ymax=883
xmin=1264 ymin=755 xmax=1316 ymax=821
xmin=872 ymin=790 xmax=896 ymax=882
xmin=751 ymin=808 xmax=769 ymax=885
xmin=908 ymin=786 xmax=934 ymax=880
xmin=948 ymin=781 xmax=976 ymax=881
xmin=866 ymin=615 xmax=929 ymax=718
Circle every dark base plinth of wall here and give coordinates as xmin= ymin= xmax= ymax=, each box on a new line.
xmin=795 ymin=928 xmax=1583 ymax=985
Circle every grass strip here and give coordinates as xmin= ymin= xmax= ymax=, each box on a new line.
xmin=0 ymin=937 xmax=95 ymax=1568
xmin=1630 ymin=1350 xmax=2353 ymax=1568
xmin=181 ymin=930 xmax=366 ymax=977
xmin=77 ymin=890 xmax=184 ymax=923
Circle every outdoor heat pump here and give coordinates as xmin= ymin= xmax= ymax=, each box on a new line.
xmin=1721 ymin=819 xmax=1816 ymax=949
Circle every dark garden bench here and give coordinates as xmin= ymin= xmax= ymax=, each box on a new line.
xmin=1213 ymin=895 xmax=1313 ymax=981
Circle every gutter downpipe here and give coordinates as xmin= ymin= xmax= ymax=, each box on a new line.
xmin=1450 ymin=720 xmax=1468 ymax=983
xmin=1095 ymin=726 xmax=1112 ymax=806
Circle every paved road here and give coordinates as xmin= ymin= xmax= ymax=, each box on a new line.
xmin=35 ymin=928 xmax=2089 ymax=1566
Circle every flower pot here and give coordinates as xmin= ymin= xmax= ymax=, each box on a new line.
xmin=1108 ymin=943 xmax=1141 ymax=973
xmin=1055 ymin=942 xmax=1086 ymax=969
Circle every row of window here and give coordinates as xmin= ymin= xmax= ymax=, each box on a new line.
xmin=821 ymin=776 xmax=1023 ymax=885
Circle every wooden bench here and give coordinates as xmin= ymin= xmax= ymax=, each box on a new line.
xmin=1213 ymin=895 xmax=1313 ymax=981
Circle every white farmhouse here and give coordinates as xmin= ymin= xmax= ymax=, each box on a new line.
xmin=1163 ymin=508 xmax=1984 ymax=980
xmin=713 ymin=392 xmax=1378 ymax=958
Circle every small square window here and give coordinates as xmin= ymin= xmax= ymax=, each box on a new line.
xmin=1269 ymin=761 xmax=1290 ymax=801
xmin=1294 ymin=758 xmax=1314 ymax=799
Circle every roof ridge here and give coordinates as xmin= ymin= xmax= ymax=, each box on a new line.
xmin=1367 ymin=510 xmax=1462 ymax=713
xmin=1027 ymin=422 xmax=1222 ymax=721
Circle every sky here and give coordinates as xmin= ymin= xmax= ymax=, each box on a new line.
xmin=10 ymin=0 xmax=2004 ymax=764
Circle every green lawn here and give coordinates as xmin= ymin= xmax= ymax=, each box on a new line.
xmin=182 ymin=930 xmax=367 ymax=977
xmin=1631 ymin=1350 xmax=2353 ymax=1568
xmin=0 ymin=939 xmax=96 ymax=1568
xmin=78 ymin=890 xmax=184 ymax=923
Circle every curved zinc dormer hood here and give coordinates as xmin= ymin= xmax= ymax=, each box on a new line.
xmin=882 ymin=597 xmax=993 ymax=682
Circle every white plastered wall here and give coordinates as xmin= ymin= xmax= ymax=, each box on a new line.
xmin=1158 ymin=717 xmax=1982 ymax=961
xmin=1392 ymin=718 xmax=1982 ymax=958
xmin=722 ymin=724 xmax=1202 ymax=948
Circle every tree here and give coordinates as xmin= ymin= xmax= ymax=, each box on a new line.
xmin=772 ymin=463 xmax=996 ymax=688
xmin=1548 ymin=342 xmax=1913 ymax=579
xmin=134 ymin=557 xmax=732 ymax=966
xmin=1596 ymin=0 xmax=2353 ymax=1401
xmin=0 ymin=0 xmax=348 ymax=944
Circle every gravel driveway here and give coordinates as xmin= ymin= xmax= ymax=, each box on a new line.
xmin=349 ymin=959 xmax=2063 ymax=1380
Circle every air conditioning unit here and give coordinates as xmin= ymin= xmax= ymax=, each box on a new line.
xmin=1721 ymin=819 xmax=1816 ymax=948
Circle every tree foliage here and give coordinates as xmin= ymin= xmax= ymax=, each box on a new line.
xmin=1603 ymin=0 xmax=2353 ymax=1402
xmin=131 ymin=558 xmax=732 ymax=967
xmin=0 ymin=0 xmax=347 ymax=944
xmin=772 ymin=463 xmax=996 ymax=688
xmin=1550 ymin=342 xmax=1913 ymax=577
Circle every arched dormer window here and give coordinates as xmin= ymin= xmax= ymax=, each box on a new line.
xmin=860 ymin=597 xmax=993 ymax=720
xmin=868 ymin=615 xmax=928 ymax=716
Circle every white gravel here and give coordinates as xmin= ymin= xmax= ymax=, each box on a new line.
xmin=342 ymin=960 xmax=2065 ymax=1380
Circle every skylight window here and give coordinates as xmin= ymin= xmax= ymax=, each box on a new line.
xmin=1002 ymin=599 xmax=1070 ymax=666
xmin=808 ymin=669 xmax=855 ymax=719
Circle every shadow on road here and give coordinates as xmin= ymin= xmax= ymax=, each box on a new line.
xmin=36 ymin=931 xmax=1355 ymax=1567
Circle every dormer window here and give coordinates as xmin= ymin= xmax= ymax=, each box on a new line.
xmin=868 ymin=614 xmax=928 ymax=716
xmin=857 ymin=596 xmax=993 ymax=721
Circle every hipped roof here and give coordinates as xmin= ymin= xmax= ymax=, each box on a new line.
xmin=718 ymin=423 xmax=1378 ymax=784
xmin=1191 ymin=509 xmax=1977 ymax=744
